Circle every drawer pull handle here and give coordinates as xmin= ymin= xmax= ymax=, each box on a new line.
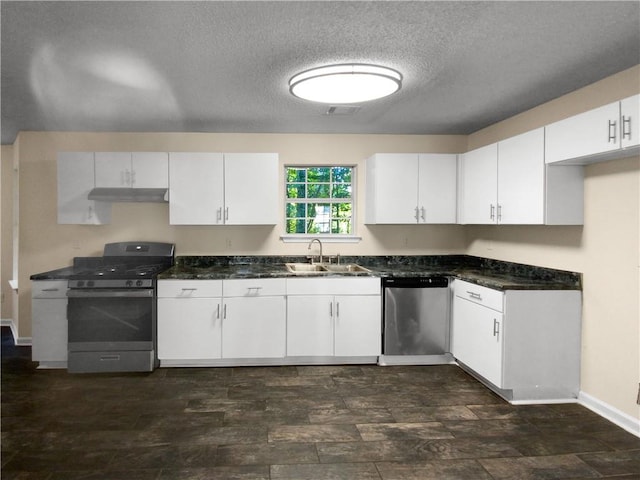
xmin=466 ymin=291 xmax=482 ymax=300
xmin=608 ymin=120 xmax=617 ymax=143
xmin=493 ymin=319 xmax=500 ymax=340
xmin=42 ymin=288 xmax=60 ymax=292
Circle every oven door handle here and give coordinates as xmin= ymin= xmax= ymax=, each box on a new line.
xmin=67 ymin=289 xmax=154 ymax=298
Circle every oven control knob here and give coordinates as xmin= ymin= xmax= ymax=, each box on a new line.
xmin=136 ymin=280 xmax=144 ymax=287
xmin=77 ymin=281 xmax=85 ymax=287
xmin=87 ymin=281 xmax=94 ymax=287
xmin=125 ymin=280 xmax=133 ymax=287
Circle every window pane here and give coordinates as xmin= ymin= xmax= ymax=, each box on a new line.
xmin=332 ymin=167 xmax=351 ymax=183
xmin=286 ymin=168 xmax=306 ymax=182
xmin=332 ymin=203 xmax=352 ymax=218
xmin=287 ymin=184 xmax=305 ymax=198
xmin=288 ymin=219 xmax=305 ymax=234
xmin=286 ymin=203 xmax=305 ymax=218
xmin=308 ymin=184 xmax=330 ymax=198
xmin=308 ymin=167 xmax=331 ymax=182
xmin=332 ymin=183 xmax=352 ymax=198
xmin=332 ymin=219 xmax=351 ymax=234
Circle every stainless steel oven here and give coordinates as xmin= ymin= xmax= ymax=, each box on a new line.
xmin=66 ymin=242 xmax=174 ymax=373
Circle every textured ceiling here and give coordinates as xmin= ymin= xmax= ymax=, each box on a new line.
xmin=2 ymin=1 xmax=639 ymax=145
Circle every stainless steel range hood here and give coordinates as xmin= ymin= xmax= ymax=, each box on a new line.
xmin=88 ymin=188 xmax=169 ymax=203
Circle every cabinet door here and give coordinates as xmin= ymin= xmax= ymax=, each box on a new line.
xmin=334 ymin=295 xmax=381 ymax=356
xmin=57 ymin=152 xmax=111 ymax=224
xmin=169 ymin=152 xmax=224 ymax=225
xmin=157 ymin=298 xmax=222 ymax=360
xmin=459 ymin=144 xmax=498 ymax=224
xmin=287 ymin=296 xmax=334 ymax=356
xmin=417 ymin=154 xmax=457 ymax=224
xmin=366 ymin=154 xmax=419 ymax=224
xmin=32 ymin=297 xmax=68 ymax=363
xmin=452 ymin=296 xmax=503 ymax=387
xmin=224 ymin=153 xmax=279 ymax=225
xmin=95 ymin=152 xmax=133 ymax=187
xmin=497 ymin=128 xmax=544 ymax=224
xmin=222 ymin=296 xmax=286 ymax=358
xmin=131 ymin=152 xmax=168 ymax=188
xmin=621 ymin=95 xmax=639 ymax=149
xmin=545 ymin=102 xmax=620 ymax=164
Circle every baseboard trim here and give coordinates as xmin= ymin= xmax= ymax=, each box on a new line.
xmin=579 ymin=390 xmax=640 ymax=437
xmin=0 ymin=319 xmax=32 ymax=346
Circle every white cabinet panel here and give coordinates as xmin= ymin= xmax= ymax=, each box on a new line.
xmin=621 ymin=94 xmax=639 ymax=149
xmin=131 ymin=152 xmax=169 ymax=188
xmin=57 ymin=152 xmax=111 ymax=224
xmin=459 ymin=143 xmax=498 ymax=224
xmin=224 ymin=153 xmax=279 ymax=225
xmin=497 ymin=128 xmax=545 ymax=225
xmin=334 ymin=295 xmax=381 ymax=357
xmin=365 ymin=153 xmax=457 ymax=224
xmin=31 ymin=280 xmax=68 ymax=365
xmin=169 ymin=152 xmax=225 ymax=225
xmin=222 ymin=296 xmax=286 ymax=358
xmin=287 ymin=296 xmax=334 ymax=356
xmin=157 ymin=297 xmax=222 ymax=360
xmin=95 ymin=152 xmax=132 ymax=187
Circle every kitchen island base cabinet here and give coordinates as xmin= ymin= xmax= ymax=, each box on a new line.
xmin=452 ymin=280 xmax=581 ymax=403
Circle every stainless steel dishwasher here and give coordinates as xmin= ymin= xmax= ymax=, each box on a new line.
xmin=378 ymin=276 xmax=453 ymax=365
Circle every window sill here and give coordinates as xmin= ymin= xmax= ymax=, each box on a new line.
xmin=280 ymin=235 xmax=362 ymax=244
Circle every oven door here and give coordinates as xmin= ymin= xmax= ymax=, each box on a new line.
xmin=67 ymin=288 xmax=154 ymax=352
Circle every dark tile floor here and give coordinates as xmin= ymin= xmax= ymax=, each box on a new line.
xmin=2 ymin=327 xmax=639 ymax=480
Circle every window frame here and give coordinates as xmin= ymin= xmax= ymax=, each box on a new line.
xmin=281 ymin=165 xmax=360 ymax=243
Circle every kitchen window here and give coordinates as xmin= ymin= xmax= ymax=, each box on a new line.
xmin=284 ymin=166 xmax=355 ymax=239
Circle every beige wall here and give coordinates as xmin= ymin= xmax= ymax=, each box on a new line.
xmin=466 ymin=65 xmax=640 ymax=420
xmin=1 ymin=145 xmax=15 ymax=321
xmin=8 ymin=65 xmax=640 ymax=423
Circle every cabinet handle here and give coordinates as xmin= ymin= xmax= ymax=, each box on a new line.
xmin=336 ymin=301 xmax=340 ymax=318
xmin=42 ymin=288 xmax=60 ymax=292
xmin=466 ymin=291 xmax=482 ymax=300
xmin=223 ymin=304 xmax=227 ymax=319
xmin=497 ymin=204 xmax=502 ymax=222
xmin=216 ymin=208 xmax=222 ymax=223
xmin=225 ymin=207 xmax=229 ymax=221
xmin=131 ymin=169 xmax=136 ymax=186
xmin=493 ymin=318 xmax=500 ymax=340
xmin=88 ymin=205 xmax=94 ymax=220
xmin=414 ymin=207 xmax=419 ymax=222
xmin=247 ymin=286 xmax=262 ymax=296
xmin=329 ymin=302 xmax=333 ymax=317
xmin=489 ymin=204 xmax=495 ymax=220
xmin=420 ymin=207 xmax=426 ymax=222
xmin=216 ymin=304 xmax=220 ymax=319
xmin=608 ymin=120 xmax=617 ymax=143
xmin=622 ymin=115 xmax=632 ymax=141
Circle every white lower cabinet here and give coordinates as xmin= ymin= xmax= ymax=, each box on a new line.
xmin=451 ymin=279 xmax=582 ymax=402
xmin=286 ymin=277 xmax=381 ymax=358
xmin=31 ymin=280 xmax=68 ymax=367
xmin=157 ymin=280 xmax=223 ymax=361
xmin=222 ymin=279 xmax=286 ymax=359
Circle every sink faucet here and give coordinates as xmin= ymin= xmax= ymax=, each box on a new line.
xmin=308 ymin=238 xmax=323 ymax=264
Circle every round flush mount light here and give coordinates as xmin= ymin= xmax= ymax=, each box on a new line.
xmin=289 ymin=64 xmax=402 ymax=104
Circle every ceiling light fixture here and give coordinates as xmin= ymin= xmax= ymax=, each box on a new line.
xmin=289 ymin=63 xmax=402 ymax=104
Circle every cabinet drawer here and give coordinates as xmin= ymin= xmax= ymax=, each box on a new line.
xmin=223 ymin=278 xmax=286 ymax=297
xmin=157 ymin=280 xmax=222 ymax=298
xmin=286 ymin=277 xmax=381 ymax=296
xmin=454 ymin=280 xmax=503 ymax=312
xmin=32 ymin=280 xmax=68 ymax=298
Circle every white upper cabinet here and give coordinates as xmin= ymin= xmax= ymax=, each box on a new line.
xmin=545 ymin=94 xmax=640 ymax=165
xmin=168 ymin=152 xmax=278 ymax=225
xmin=57 ymin=152 xmax=111 ymax=224
xmin=224 ymin=153 xmax=279 ymax=225
xmin=169 ymin=152 xmax=224 ymax=225
xmin=459 ymin=144 xmax=498 ymax=224
xmin=621 ymin=94 xmax=639 ymax=150
xmin=460 ymin=129 xmax=583 ymax=225
xmin=365 ymin=153 xmax=457 ymax=224
xmin=95 ymin=152 xmax=168 ymax=188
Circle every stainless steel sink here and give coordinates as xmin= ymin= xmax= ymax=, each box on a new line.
xmin=322 ymin=264 xmax=371 ymax=273
xmin=285 ymin=263 xmax=328 ymax=273
xmin=285 ymin=263 xmax=371 ymax=275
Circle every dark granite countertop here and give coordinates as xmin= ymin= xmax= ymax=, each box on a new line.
xmin=158 ymin=255 xmax=582 ymax=291
xmin=30 ymin=255 xmax=581 ymax=290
